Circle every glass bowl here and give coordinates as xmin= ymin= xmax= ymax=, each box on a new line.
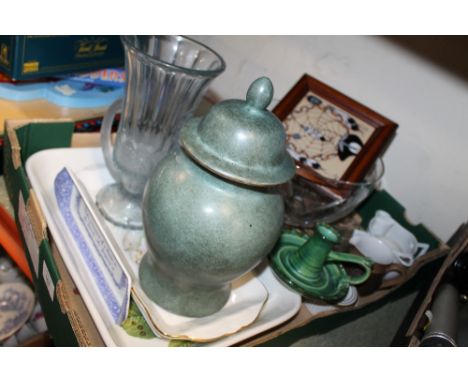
xmin=281 ymin=158 xmax=385 ymax=228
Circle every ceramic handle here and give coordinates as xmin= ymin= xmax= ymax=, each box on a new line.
xmin=327 ymin=251 xmax=373 ymax=285
xmin=100 ymin=99 xmax=123 ymax=182
xmin=392 ymin=250 xmax=414 ymax=267
xmin=416 ymin=243 xmax=430 ymax=258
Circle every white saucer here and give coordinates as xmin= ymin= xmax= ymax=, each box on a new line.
xmin=134 ymin=272 xmax=268 ymax=342
xmin=0 ymin=282 xmax=35 ymax=341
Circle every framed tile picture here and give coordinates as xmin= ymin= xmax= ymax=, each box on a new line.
xmin=273 ymin=74 xmax=398 ymax=185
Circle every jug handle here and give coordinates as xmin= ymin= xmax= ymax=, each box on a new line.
xmin=101 ymin=99 xmax=123 ymax=182
xmin=416 ymin=243 xmax=430 ymax=259
xmin=394 ymin=243 xmax=429 ymax=266
xmin=392 ymin=250 xmax=414 ymax=267
xmin=328 ymin=251 xmax=373 ymax=285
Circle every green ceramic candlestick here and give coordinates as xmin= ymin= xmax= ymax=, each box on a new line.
xmin=270 ymin=224 xmax=373 ymax=302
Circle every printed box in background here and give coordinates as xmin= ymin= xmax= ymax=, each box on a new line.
xmin=0 ymin=36 xmax=124 ymax=81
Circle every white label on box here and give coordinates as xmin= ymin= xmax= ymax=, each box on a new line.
xmin=18 ymin=191 xmax=40 ymax=275
xmin=42 ymin=260 xmax=55 ymax=301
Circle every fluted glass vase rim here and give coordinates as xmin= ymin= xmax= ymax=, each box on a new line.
xmin=121 ymin=35 xmax=226 ymax=78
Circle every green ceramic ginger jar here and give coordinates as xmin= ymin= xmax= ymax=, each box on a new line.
xmin=139 ymin=77 xmax=296 ymax=317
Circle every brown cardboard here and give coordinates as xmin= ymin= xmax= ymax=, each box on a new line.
xmin=50 ymin=241 xmax=104 ymax=347
xmin=0 ymin=100 xmax=107 ymax=135
xmin=4 ymin=120 xmax=98 ymax=345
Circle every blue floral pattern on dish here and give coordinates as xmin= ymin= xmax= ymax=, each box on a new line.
xmin=77 ymin=198 xmax=128 ymax=290
xmin=54 ymin=168 xmax=128 ymax=323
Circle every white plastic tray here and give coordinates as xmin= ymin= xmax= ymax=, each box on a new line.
xmin=26 ymin=147 xmax=302 ymax=346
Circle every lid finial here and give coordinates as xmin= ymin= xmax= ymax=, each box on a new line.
xmin=246 ymin=77 xmax=273 ymax=110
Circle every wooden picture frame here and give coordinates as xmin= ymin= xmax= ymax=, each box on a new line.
xmin=273 ymin=74 xmax=398 ymax=186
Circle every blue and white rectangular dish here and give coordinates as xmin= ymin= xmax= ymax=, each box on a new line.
xmin=54 ymin=167 xmax=130 ymax=324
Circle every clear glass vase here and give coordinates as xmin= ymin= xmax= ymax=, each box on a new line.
xmin=96 ymin=36 xmax=225 ymax=229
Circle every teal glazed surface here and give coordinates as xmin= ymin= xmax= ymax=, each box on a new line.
xmin=270 ymin=225 xmax=373 ymax=302
xmin=180 ymin=77 xmax=296 ymax=186
xmin=139 ymin=77 xmax=295 ymax=317
xmin=140 ymin=148 xmax=285 ymax=317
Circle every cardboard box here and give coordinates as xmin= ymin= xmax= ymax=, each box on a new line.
xmin=0 ymin=96 xmax=118 ymax=175
xmin=3 ymin=120 xmax=104 ymax=346
xmin=0 ymin=36 xmax=123 ymax=81
xmin=2 ymin=121 xmax=450 ymax=346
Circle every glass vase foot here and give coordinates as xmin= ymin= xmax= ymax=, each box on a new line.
xmin=96 ymin=183 xmax=143 ymax=230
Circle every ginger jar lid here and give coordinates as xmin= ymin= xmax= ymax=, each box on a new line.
xmin=180 ymin=77 xmax=296 ymax=186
